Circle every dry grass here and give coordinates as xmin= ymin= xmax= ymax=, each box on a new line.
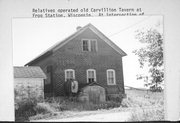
xmin=43 ymin=96 xmax=122 ymax=111
xmin=123 ymin=89 xmax=165 ymax=121
xmin=28 ymin=96 xmax=122 ymax=121
xmin=16 ymin=89 xmax=164 ymax=121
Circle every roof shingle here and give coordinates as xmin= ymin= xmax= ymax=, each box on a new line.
xmin=14 ymin=66 xmax=46 ymax=79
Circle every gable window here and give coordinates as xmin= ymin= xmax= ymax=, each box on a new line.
xmin=82 ymin=40 xmax=89 ymax=51
xmin=91 ymin=40 xmax=97 ymax=52
xmin=107 ymin=69 xmax=116 ymax=85
xmin=82 ymin=39 xmax=97 ymax=52
xmin=87 ymin=69 xmax=96 ymax=83
xmin=65 ymin=69 xmax=75 ymax=81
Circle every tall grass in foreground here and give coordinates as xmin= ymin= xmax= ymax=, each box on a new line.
xmin=44 ymin=96 xmax=122 ymax=111
xmin=17 ymin=96 xmax=123 ymax=121
xmin=123 ymin=90 xmax=165 ymax=121
xmin=16 ymin=89 xmax=165 ymax=121
xmin=129 ymin=106 xmax=164 ymax=121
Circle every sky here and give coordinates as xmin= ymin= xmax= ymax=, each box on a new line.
xmin=12 ymin=16 xmax=163 ymax=88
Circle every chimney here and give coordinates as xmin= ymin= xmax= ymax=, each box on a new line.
xmin=76 ymin=26 xmax=82 ymax=31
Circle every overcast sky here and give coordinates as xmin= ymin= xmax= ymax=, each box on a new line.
xmin=12 ymin=16 xmax=163 ymax=88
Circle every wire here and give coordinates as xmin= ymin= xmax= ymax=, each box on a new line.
xmin=109 ymin=16 xmax=152 ymax=37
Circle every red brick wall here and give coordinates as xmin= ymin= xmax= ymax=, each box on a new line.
xmin=30 ymin=28 xmax=125 ymax=96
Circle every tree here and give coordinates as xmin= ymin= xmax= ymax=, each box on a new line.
xmin=133 ymin=28 xmax=164 ymax=91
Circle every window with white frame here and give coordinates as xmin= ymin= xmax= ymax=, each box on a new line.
xmin=82 ymin=39 xmax=89 ymax=51
xmin=87 ymin=69 xmax=96 ymax=83
xmin=90 ymin=40 xmax=97 ymax=52
xmin=82 ymin=39 xmax=97 ymax=52
xmin=65 ymin=69 xmax=75 ymax=81
xmin=107 ymin=69 xmax=116 ymax=85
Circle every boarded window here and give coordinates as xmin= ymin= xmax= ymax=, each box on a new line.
xmin=65 ymin=69 xmax=75 ymax=81
xmin=107 ymin=69 xmax=116 ymax=85
xmin=87 ymin=69 xmax=96 ymax=83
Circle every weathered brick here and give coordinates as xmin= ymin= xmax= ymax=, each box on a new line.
xmin=29 ymin=28 xmax=125 ymax=96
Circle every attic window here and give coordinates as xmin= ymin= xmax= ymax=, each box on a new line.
xmin=82 ymin=40 xmax=89 ymax=51
xmin=91 ymin=40 xmax=97 ymax=52
xmin=82 ymin=39 xmax=97 ymax=52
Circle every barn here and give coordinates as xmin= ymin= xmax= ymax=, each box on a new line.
xmin=14 ymin=66 xmax=46 ymax=101
xmin=25 ymin=23 xmax=127 ymax=99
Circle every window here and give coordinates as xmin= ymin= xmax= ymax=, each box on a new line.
xmin=91 ymin=40 xmax=97 ymax=52
xmin=82 ymin=40 xmax=89 ymax=51
xmin=65 ymin=69 xmax=75 ymax=81
xmin=82 ymin=39 xmax=97 ymax=52
xmin=107 ymin=69 xmax=116 ymax=85
xmin=87 ymin=69 xmax=96 ymax=83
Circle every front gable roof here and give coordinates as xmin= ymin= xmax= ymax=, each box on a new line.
xmin=26 ymin=23 xmax=127 ymax=66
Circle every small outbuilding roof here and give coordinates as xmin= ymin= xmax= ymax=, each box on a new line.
xmin=80 ymin=81 xmax=106 ymax=91
xmin=14 ymin=66 xmax=46 ymax=79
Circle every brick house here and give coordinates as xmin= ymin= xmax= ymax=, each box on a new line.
xmin=25 ymin=23 xmax=127 ymax=97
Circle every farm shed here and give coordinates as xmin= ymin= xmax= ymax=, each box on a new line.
xmin=14 ymin=66 xmax=46 ymax=101
xmin=78 ymin=82 xmax=106 ymax=103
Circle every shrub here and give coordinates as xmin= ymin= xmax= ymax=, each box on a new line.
xmin=15 ymin=99 xmax=37 ymax=122
xmin=49 ymin=102 xmax=67 ymax=111
xmin=34 ymin=103 xmax=56 ymax=114
xmin=44 ymin=96 xmax=122 ymax=111
xmin=106 ymin=94 xmax=125 ymax=103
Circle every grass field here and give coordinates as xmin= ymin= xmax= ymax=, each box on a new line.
xmin=15 ymin=88 xmax=165 ymax=121
xmin=124 ymin=89 xmax=164 ymax=121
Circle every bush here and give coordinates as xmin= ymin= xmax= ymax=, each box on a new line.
xmin=15 ymin=101 xmax=57 ymax=121
xmin=34 ymin=103 xmax=56 ymax=114
xmin=106 ymin=94 xmax=125 ymax=103
xmin=44 ymin=96 xmax=122 ymax=111
xmin=15 ymin=99 xmax=37 ymax=122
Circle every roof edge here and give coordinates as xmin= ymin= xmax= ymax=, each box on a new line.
xmin=25 ymin=23 xmax=127 ymax=65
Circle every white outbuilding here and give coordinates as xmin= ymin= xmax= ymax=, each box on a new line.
xmin=14 ymin=66 xmax=46 ymax=101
